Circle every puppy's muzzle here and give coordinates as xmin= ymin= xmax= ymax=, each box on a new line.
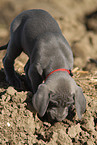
xmin=47 ymin=107 xmax=68 ymax=121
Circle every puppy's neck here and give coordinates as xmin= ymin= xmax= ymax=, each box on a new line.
xmin=44 ymin=68 xmax=73 ymax=82
xmin=44 ymin=71 xmax=73 ymax=92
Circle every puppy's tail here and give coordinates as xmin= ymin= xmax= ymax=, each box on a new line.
xmin=0 ymin=42 xmax=9 ymax=50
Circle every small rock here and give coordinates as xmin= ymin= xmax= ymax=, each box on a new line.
xmin=52 ymin=129 xmax=73 ymax=145
xmin=7 ymin=87 xmax=17 ymax=96
xmin=86 ymin=116 xmax=95 ymax=132
xmin=7 ymin=122 xmax=11 ymax=127
xmin=68 ymin=123 xmax=82 ymax=138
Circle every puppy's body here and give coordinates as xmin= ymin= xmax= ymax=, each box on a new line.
xmin=0 ymin=9 xmax=86 ymax=121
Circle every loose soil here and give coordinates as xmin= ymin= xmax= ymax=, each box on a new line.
xmin=0 ymin=0 xmax=97 ymax=144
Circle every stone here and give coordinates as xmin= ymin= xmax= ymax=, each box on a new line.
xmin=52 ymin=129 xmax=73 ymax=145
xmin=68 ymin=123 xmax=82 ymax=138
xmin=6 ymin=87 xmax=17 ymax=96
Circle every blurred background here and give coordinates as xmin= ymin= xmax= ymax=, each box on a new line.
xmin=0 ymin=0 xmax=97 ymax=71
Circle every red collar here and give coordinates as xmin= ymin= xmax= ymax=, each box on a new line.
xmin=44 ymin=68 xmax=73 ymax=81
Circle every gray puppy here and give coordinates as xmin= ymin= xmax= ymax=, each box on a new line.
xmin=0 ymin=9 xmax=86 ymax=121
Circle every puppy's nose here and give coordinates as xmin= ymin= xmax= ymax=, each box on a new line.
xmin=55 ymin=113 xmax=68 ymax=121
xmin=55 ymin=107 xmax=68 ymax=121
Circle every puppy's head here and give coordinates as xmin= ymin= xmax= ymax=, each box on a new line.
xmin=32 ymin=77 xmax=86 ymax=121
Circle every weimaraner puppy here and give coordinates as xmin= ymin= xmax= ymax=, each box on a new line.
xmin=0 ymin=9 xmax=86 ymax=121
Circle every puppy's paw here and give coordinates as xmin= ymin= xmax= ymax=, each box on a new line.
xmin=6 ymin=75 xmax=22 ymax=89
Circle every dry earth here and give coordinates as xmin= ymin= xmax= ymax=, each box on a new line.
xmin=0 ymin=0 xmax=97 ymax=144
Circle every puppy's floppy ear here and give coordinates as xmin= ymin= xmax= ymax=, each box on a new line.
xmin=32 ymin=84 xmax=50 ymax=117
xmin=75 ymin=86 xmax=86 ymax=119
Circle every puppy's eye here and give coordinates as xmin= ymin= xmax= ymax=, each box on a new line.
xmin=49 ymin=100 xmax=58 ymax=107
xmin=49 ymin=92 xmax=56 ymax=98
xmin=73 ymin=94 xmax=75 ymax=100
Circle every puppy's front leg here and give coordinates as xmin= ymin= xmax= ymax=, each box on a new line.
xmin=24 ymin=59 xmax=32 ymax=90
xmin=2 ymin=39 xmax=22 ymax=88
xmin=28 ymin=64 xmax=43 ymax=93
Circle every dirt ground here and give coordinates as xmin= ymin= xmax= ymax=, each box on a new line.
xmin=0 ymin=0 xmax=97 ymax=144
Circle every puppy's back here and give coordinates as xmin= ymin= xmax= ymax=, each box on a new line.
xmin=11 ymin=9 xmax=62 ymax=35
